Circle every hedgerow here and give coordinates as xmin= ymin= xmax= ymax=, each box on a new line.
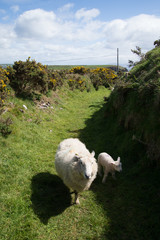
xmin=105 ymin=44 xmax=160 ymax=166
xmin=5 ymin=58 xmax=118 ymax=101
xmin=0 ymin=66 xmax=10 ymax=107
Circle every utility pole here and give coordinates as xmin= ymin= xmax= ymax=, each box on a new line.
xmin=117 ymin=48 xmax=119 ymax=72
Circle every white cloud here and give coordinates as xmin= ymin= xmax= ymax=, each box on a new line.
xmin=0 ymin=8 xmax=160 ymax=66
xmin=0 ymin=24 xmax=15 ymax=48
xmin=56 ymin=3 xmax=75 ymax=21
xmin=103 ymin=14 xmax=160 ymax=64
xmin=14 ymin=9 xmax=58 ymax=39
xmin=58 ymin=3 xmax=74 ymax=12
xmin=75 ymin=8 xmax=100 ymax=21
xmin=104 ymin=14 xmax=160 ymax=49
xmin=14 ymin=8 xmax=104 ymax=42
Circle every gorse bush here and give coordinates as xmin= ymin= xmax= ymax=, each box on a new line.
xmin=6 ymin=58 xmax=60 ymax=98
xmin=68 ymin=66 xmax=117 ymax=90
xmin=69 ymin=66 xmax=90 ymax=75
xmin=0 ymin=66 xmax=10 ymax=107
xmin=90 ymin=67 xmax=117 ymax=90
xmin=48 ymin=70 xmax=65 ymax=91
xmin=5 ymin=59 xmax=118 ymax=100
xmin=66 ymin=74 xmax=87 ymax=91
xmin=7 ymin=57 xmax=49 ymax=98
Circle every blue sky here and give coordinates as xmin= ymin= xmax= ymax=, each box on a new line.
xmin=1 ymin=0 xmax=160 ymax=66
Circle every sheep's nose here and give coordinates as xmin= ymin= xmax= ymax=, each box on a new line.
xmin=85 ymin=174 xmax=91 ymax=179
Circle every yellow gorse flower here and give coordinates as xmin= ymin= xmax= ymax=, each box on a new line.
xmin=50 ymin=78 xmax=57 ymax=85
xmin=0 ymin=66 xmax=10 ymax=106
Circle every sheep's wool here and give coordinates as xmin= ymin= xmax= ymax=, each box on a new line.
xmin=55 ymin=138 xmax=98 ymax=193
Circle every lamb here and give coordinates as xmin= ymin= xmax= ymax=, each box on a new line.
xmin=55 ymin=138 xmax=98 ymax=204
xmin=98 ymin=152 xmax=122 ymax=183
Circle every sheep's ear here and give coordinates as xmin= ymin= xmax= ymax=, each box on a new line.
xmin=117 ymin=157 xmax=121 ymax=163
xmin=91 ymin=151 xmax=95 ymax=157
xmin=73 ymin=154 xmax=80 ymax=162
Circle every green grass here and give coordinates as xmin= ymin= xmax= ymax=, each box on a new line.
xmin=0 ymin=87 xmax=110 ymax=240
xmin=0 ymin=87 xmax=160 ymax=240
xmin=47 ymin=64 xmax=126 ymax=71
xmin=47 ymin=65 xmax=114 ymax=70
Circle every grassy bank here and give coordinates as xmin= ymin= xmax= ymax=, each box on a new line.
xmin=79 ymin=95 xmax=160 ymax=240
xmin=0 ymin=86 xmax=160 ymax=240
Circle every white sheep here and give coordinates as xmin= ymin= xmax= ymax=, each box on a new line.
xmin=98 ymin=152 xmax=122 ymax=183
xmin=55 ymin=138 xmax=98 ymax=204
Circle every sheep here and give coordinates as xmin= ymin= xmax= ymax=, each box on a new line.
xmin=98 ymin=152 xmax=122 ymax=183
xmin=55 ymin=138 xmax=98 ymax=204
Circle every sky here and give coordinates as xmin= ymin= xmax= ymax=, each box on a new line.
xmin=0 ymin=0 xmax=160 ymax=67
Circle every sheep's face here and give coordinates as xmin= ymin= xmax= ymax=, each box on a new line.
xmin=74 ymin=152 xmax=96 ymax=179
xmin=114 ymin=157 xmax=122 ymax=172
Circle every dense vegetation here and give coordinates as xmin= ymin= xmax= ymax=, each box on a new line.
xmin=0 ymin=66 xmax=10 ymax=107
xmin=105 ymin=46 xmax=160 ymax=166
xmin=3 ymin=60 xmax=117 ymax=101
xmin=0 ymin=43 xmax=160 ymax=239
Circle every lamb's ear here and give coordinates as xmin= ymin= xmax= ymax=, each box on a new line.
xmin=91 ymin=151 xmax=95 ymax=157
xmin=117 ymin=157 xmax=121 ymax=163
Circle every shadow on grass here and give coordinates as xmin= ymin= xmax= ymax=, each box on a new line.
xmin=79 ymin=102 xmax=160 ymax=240
xmin=91 ymin=169 xmax=160 ymax=240
xmin=31 ymin=172 xmax=71 ymax=224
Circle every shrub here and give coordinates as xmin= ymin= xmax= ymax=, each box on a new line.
xmin=8 ymin=57 xmax=49 ymax=98
xmin=66 ymin=74 xmax=87 ymax=91
xmin=48 ymin=70 xmax=65 ymax=91
xmin=154 ymin=39 xmax=160 ymax=48
xmin=90 ymin=67 xmax=117 ymax=90
xmin=128 ymin=46 xmax=146 ymax=67
xmin=0 ymin=66 xmax=10 ymax=107
xmin=0 ymin=117 xmax=12 ymax=137
xmin=69 ymin=66 xmax=90 ymax=75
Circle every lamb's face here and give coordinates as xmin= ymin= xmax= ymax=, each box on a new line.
xmin=74 ymin=152 xmax=96 ymax=179
xmin=114 ymin=162 xmax=122 ymax=172
xmin=114 ymin=157 xmax=122 ymax=172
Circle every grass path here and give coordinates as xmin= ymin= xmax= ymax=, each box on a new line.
xmin=0 ymin=87 xmax=110 ymax=240
xmin=1 ymin=87 xmax=160 ymax=240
